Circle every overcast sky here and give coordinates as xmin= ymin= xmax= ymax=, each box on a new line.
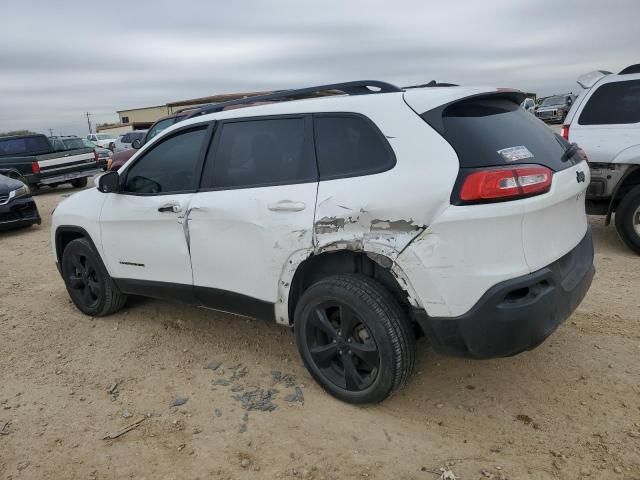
xmin=1 ymin=0 xmax=638 ymax=136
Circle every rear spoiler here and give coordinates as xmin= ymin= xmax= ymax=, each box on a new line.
xmin=419 ymin=91 xmax=526 ymax=135
xmin=576 ymin=70 xmax=612 ymax=89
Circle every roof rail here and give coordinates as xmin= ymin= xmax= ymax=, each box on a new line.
xmin=620 ymin=64 xmax=640 ymax=75
xmin=184 ymin=80 xmax=402 ymax=119
xmin=403 ymin=80 xmax=459 ymax=89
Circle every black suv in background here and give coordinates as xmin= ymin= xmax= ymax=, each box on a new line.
xmin=535 ymin=94 xmax=576 ymax=123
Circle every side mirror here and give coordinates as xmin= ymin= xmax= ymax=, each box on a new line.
xmin=98 ymin=171 xmax=120 ymax=193
xmin=131 ymin=139 xmax=142 ymax=149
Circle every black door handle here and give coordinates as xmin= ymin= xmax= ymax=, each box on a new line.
xmin=158 ymin=203 xmax=181 ymax=213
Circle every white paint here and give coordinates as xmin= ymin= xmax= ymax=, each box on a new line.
xmin=520 ymin=161 xmax=589 ymax=271
xmin=396 ymin=161 xmax=590 ymax=317
xmin=52 ymin=84 xmax=592 ymax=326
xmin=38 ymin=152 xmax=94 ymax=168
xmin=187 ymin=183 xmax=316 ymax=312
xmin=313 ymin=94 xmax=458 ymax=261
xmin=396 ymin=198 xmax=530 ymax=317
xmin=566 ymin=70 xmax=640 ymax=166
xmin=99 ymin=193 xmax=194 ymax=285
xmin=50 ymin=188 xmax=107 ymax=260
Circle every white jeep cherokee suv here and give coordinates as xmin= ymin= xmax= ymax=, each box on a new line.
xmin=52 ymin=81 xmax=594 ymax=404
xmin=562 ymin=64 xmax=640 ymax=253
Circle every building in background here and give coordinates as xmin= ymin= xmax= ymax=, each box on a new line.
xmin=97 ymin=91 xmax=267 ymax=135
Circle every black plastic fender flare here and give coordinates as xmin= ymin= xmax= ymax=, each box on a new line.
xmin=605 ymin=164 xmax=640 ymax=226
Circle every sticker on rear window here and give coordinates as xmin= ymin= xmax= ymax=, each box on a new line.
xmin=497 ymin=146 xmax=534 ymax=162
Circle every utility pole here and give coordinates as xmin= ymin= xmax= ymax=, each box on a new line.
xmin=86 ymin=112 xmax=92 ymax=134
xmin=48 ymin=128 xmax=53 ymax=137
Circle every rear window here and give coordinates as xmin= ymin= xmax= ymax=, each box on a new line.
xmin=579 ymin=80 xmax=640 ymax=125
xmin=202 ymin=117 xmax=316 ymax=190
xmin=0 ymin=136 xmax=51 ymax=156
xmin=422 ymin=96 xmax=576 ymax=171
xmin=313 ymin=114 xmax=395 ymax=179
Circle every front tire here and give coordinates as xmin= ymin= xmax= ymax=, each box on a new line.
xmin=61 ymin=238 xmax=127 ymax=316
xmin=294 ymin=274 xmax=415 ymax=404
xmin=615 ymin=185 xmax=640 ymax=254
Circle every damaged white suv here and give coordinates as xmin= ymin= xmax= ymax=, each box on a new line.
xmin=52 ymin=81 xmax=594 ymax=404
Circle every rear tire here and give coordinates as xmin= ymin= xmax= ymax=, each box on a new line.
xmin=614 ymin=185 xmax=640 ymax=254
xmin=61 ymin=238 xmax=127 ymax=316
xmin=71 ymin=177 xmax=88 ymax=188
xmin=294 ymin=274 xmax=415 ymax=404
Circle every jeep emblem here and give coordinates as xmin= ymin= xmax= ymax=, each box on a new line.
xmin=576 ymin=171 xmax=586 ymax=183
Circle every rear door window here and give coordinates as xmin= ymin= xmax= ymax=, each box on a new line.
xmin=201 ymin=117 xmax=317 ymax=189
xmin=313 ymin=114 xmax=395 ymax=179
xmin=422 ymin=96 xmax=577 ymax=171
xmin=578 ymin=80 xmax=640 ymax=125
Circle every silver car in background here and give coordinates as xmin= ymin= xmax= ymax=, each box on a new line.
xmin=113 ymin=130 xmax=148 ymax=153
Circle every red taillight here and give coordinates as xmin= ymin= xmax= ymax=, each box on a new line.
xmin=560 ymin=124 xmax=570 ymax=140
xmin=460 ymin=165 xmax=552 ymax=203
xmin=31 ymin=161 xmax=40 ymax=174
xmin=94 ymin=149 xmax=99 ymax=163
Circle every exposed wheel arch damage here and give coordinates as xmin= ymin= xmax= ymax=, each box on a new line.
xmin=278 ymin=248 xmax=423 ymax=329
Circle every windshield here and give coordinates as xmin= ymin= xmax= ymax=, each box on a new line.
xmin=96 ymin=134 xmax=114 ymax=140
xmin=147 ymin=118 xmax=175 ymax=140
xmin=541 ymin=96 xmax=565 ymax=106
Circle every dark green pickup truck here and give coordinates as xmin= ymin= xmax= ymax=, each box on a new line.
xmin=0 ymin=134 xmax=106 ymax=190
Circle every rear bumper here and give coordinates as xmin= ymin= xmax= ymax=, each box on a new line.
xmin=0 ymin=196 xmax=41 ymax=231
xmin=415 ymin=228 xmax=594 ymax=359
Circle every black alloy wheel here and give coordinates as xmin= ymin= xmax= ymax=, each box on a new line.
xmin=61 ymin=238 xmax=127 ymax=316
xmin=305 ymin=302 xmax=380 ymax=391
xmin=65 ymin=251 xmax=102 ymax=310
xmin=294 ymin=274 xmax=415 ymax=404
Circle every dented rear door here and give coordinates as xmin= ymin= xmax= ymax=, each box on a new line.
xmin=187 ymin=115 xmax=317 ymax=313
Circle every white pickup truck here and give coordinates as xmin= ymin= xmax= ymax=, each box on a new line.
xmin=87 ymin=133 xmax=117 ymax=149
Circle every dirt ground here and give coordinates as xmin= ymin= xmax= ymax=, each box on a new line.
xmin=1 ymin=186 xmax=639 ymax=480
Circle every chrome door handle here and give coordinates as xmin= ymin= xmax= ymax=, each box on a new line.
xmin=268 ymin=201 xmax=306 ymax=212
xmin=158 ymin=203 xmax=182 ymax=213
